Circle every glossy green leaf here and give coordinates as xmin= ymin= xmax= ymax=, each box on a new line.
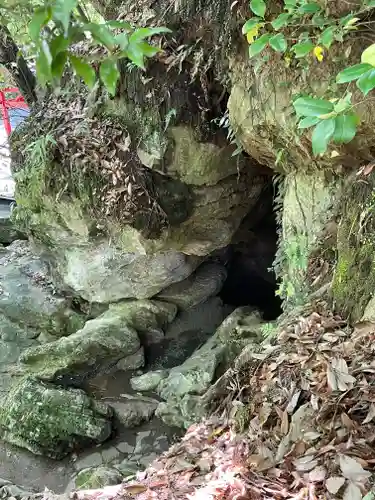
xmin=52 ymin=0 xmax=77 ymax=34
xmin=312 ymin=117 xmax=336 ymax=155
xmin=115 ymin=33 xmax=129 ymax=50
xmin=85 ymin=23 xmax=116 ymax=50
xmin=242 ymin=17 xmax=261 ymax=34
xmin=29 ymin=7 xmax=51 ymax=41
xmin=293 ymin=96 xmax=334 ymax=117
xmin=250 ymin=0 xmax=266 ymax=17
xmin=361 ymin=43 xmax=375 ymax=66
xmin=356 ymin=68 xmax=375 ymax=95
xmin=51 ymin=50 xmax=67 ymax=80
xmin=36 ymin=41 xmax=52 ymax=86
xmin=70 ymin=55 xmax=96 ymax=88
xmin=336 ymin=63 xmax=373 ymax=83
xmin=298 ymin=2 xmax=321 ymax=13
xmin=126 ymin=43 xmax=145 ymax=68
xmin=137 ymin=42 xmax=160 ymax=58
xmin=319 ymin=26 xmax=334 ymax=48
xmin=298 ymin=116 xmax=320 ymax=128
xmin=49 ymin=35 xmax=69 ymax=57
xmin=333 ymin=93 xmax=352 ymax=113
xmin=129 ymin=27 xmax=172 ymax=44
xmin=292 ymin=40 xmax=314 ymax=57
xmin=271 ymin=13 xmax=291 ymax=30
xmin=269 ymin=33 xmax=287 ymax=52
xmin=248 ymin=34 xmax=271 ymax=57
xmin=333 ymin=114 xmax=358 ymax=144
xmin=99 ymin=59 xmax=119 ymax=96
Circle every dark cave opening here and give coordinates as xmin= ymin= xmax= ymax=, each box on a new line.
xmin=218 ymin=181 xmax=282 ymax=321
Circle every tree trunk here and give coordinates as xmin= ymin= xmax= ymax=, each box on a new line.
xmin=0 ymin=25 xmax=36 ymax=106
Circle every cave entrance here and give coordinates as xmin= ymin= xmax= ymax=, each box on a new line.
xmin=218 ymin=178 xmax=282 ymax=321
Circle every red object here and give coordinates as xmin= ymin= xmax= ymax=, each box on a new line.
xmin=0 ymin=87 xmax=29 ymax=137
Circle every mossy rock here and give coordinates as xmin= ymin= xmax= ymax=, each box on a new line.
xmin=0 ymin=377 xmax=113 ymax=459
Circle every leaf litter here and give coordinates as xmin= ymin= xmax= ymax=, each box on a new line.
xmin=70 ymin=301 xmax=375 ymax=500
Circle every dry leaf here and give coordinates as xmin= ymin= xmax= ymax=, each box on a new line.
xmin=281 ymin=410 xmax=289 ymax=435
xmin=363 ymin=403 xmax=375 ymax=424
xmin=339 ymin=455 xmax=371 ymax=482
xmin=122 ymin=484 xmax=148 ymax=495
xmin=343 ymin=482 xmax=362 ymax=500
xmin=327 ymin=358 xmax=356 ymax=391
xmin=294 ymin=455 xmax=318 ymax=472
xmin=326 ymin=476 xmax=345 ymax=494
xmin=286 ymin=391 xmax=301 ymax=414
xmin=309 ymin=466 xmax=326 ymax=482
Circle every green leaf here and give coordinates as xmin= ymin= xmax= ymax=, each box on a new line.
xmin=333 ymin=114 xmax=358 ymax=144
xmin=248 ymin=33 xmax=270 ymax=57
xmin=284 ymin=0 xmax=297 ymax=11
xmin=319 ymin=26 xmax=334 ymax=48
xmin=311 ymin=118 xmax=336 ymax=155
xmin=365 ymin=0 xmax=375 ymax=6
xmin=52 ymin=0 xmax=77 ymax=34
xmin=29 ymin=7 xmax=51 ymax=41
xmin=298 ymin=116 xmax=320 ymax=128
xmin=115 ymin=33 xmax=129 ymax=50
xmin=49 ymin=35 xmax=69 ymax=57
xmin=269 ymin=33 xmax=287 ymax=52
xmin=129 ymin=27 xmax=172 ymax=44
xmin=293 ymin=96 xmax=334 ymax=117
xmin=137 ymin=42 xmax=160 ymax=58
xmin=242 ymin=17 xmax=261 ymax=34
xmin=70 ymin=55 xmax=96 ymax=88
xmin=36 ymin=41 xmax=53 ymax=86
xmin=361 ymin=43 xmax=375 ymax=66
xmin=292 ymin=40 xmax=314 ymax=57
xmin=99 ymin=59 xmax=119 ymax=96
xmin=311 ymin=14 xmax=326 ymax=27
xmin=271 ymin=13 xmax=291 ymax=30
xmin=250 ymin=0 xmax=266 ymax=17
xmin=357 ymin=68 xmax=375 ymax=95
xmin=336 ymin=63 xmax=373 ymax=83
xmin=126 ymin=43 xmax=146 ymax=69
xmin=298 ymin=2 xmax=321 ymax=13
xmin=51 ymin=50 xmax=67 ymax=80
xmin=84 ymin=23 xmax=116 ymax=50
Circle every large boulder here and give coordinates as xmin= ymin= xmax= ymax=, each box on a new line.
xmin=0 ymin=377 xmax=113 ymax=459
xmin=0 ymin=240 xmax=85 ymax=336
xmin=18 ymin=303 xmax=142 ymax=383
xmin=154 ymin=307 xmax=264 ymax=427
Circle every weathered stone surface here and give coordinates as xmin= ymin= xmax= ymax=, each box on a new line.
xmin=0 ymin=240 xmax=84 ymax=336
xmin=156 ymin=262 xmax=227 ymax=310
xmin=115 ymin=347 xmax=145 ymax=371
xmin=75 ymin=467 xmax=122 ymax=490
xmin=19 ymin=303 xmax=141 ymax=383
xmin=107 ymin=395 xmax=158 ymax=428
xmin=0 ymin=217 xmax=25 ymax=245
xmin=130 ymin=370 xmax=169 ymax=392
xmin=155 ymin=307 xmax=264 ymax=427
xmin=139 ymin=125 xmax=243 ymax=186
xmin=0 ymin=377 xmax=113 ymax=459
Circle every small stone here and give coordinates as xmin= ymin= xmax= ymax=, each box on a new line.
xmin=113 ymin=460 xmax=139 ymax=477
xmin=74 ymin=452 xmax=103 ymax=471
xmin=109 ymin=396 xmax=158 ymax=428
xmin=130 ymin=370 xmax=168 ymax=392
xmin=115 ymin=441 xmax=134 ymax=455
xmin=116 ymin=347 xmax=145 ymax=371
xmin=101 ymin=447 xmax=121 ymax=465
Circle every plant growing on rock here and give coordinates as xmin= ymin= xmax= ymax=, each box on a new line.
xmin=241 ymin=0 xmax=375 ymax=156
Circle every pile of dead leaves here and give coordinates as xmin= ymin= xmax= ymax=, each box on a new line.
xmin=70 ymin=302 xmax=375 ymax=500
xmin=15 ymin=88 xmax=167 ymax=237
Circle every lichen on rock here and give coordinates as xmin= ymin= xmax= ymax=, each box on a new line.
xmin=0 ymin=377 xmax=113 ymax=459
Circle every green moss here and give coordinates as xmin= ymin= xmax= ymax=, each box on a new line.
xmin=332 ymin=174 xmax=375 ymax=322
